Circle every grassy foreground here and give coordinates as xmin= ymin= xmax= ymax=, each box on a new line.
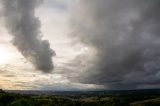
xmin=0 ymin=90 xmax=160 ymax=106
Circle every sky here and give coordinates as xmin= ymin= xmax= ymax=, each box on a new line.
xmin=0 ymin=0 xmax=160 ymax=90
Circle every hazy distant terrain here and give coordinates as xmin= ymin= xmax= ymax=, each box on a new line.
xmin=0 ymin=89 xmax=160 ymax=106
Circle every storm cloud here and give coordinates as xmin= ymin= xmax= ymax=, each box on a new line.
xmin=70 ymin=0 xmax=160 ymax=89
xmin=1 ymin=0 xmax=55 ymax=72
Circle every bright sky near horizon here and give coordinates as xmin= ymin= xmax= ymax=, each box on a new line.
xmin=0 ymin=0 xmax=102 ymax=90
xmin=1 ymin=0 xmax=160 ymax=90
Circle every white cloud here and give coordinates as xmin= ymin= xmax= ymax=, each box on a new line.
xmin=0 ymin=0 xmax=103 ymax=90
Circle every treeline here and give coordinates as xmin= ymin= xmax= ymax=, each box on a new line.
xmin=0 ymin=93 xmax=126 ymax=106
xmin=0 ymin=91 xmax=160 ymax=106
xmin=0 ymin=93 xmax=118 ymax=106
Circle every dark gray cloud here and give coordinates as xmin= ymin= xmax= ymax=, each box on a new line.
xmin=1 ymin=0 xmax=55 ymax=72
xmin=70 ymin=0 xmax=160 ymax=89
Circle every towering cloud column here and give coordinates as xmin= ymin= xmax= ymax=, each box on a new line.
xmin=2 ymin=0 xmax=55 ymax=72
